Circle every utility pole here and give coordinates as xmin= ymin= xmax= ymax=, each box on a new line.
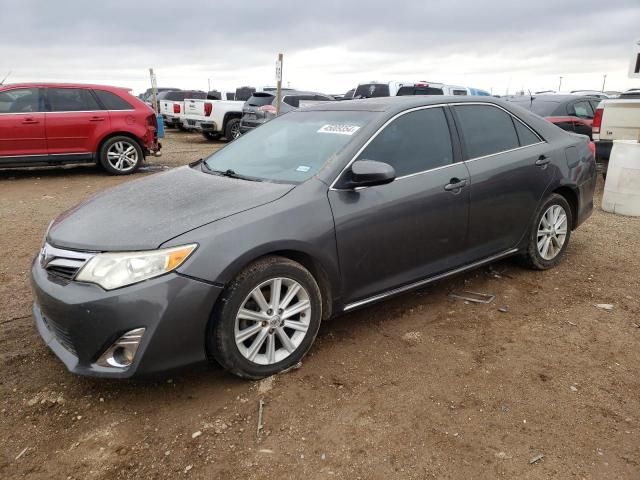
xmin=149 ymin=68 xmax=158 ymax=113
xmin=601 ymin=74 xmax=607 ymax=92
xmin=558 ymin=76 xmax=563 ymax=92
xmin=275 ymin=53 xmax=283 ymax=116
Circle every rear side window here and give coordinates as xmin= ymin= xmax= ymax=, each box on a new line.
xmin=513 ymin=119 xmax=541 ymax=146
xmin=570 ymin=101 xmax=593 ymax=119
xmin=356 ymin=107 xmax=453 ymax=177
xmin=247 ymin=94 xmax=274 ymax=106
xmin=454 ymin=105 xmax=519 ymax=158
xmin=451 ymin=89 xmax=468 ymax=96
xmin=94 ymin=90 xmax=133 ymax=110
xmin=354 ymin=84 xmax=390 ymax=98
xmin=47 ymin=88 xmax=100 ymax=112
xmin=0 ymin=88 xmax=42 ymax=113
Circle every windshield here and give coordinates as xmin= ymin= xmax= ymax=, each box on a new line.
xmin=203 ymin=110 xmax=374 ymax=183
xmin=510 ymin=99 xmax=559 ymax=116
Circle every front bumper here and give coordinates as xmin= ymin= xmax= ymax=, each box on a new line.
xmin=31 ymin=258 xmax=222 ymax=378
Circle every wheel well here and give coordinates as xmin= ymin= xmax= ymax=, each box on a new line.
xmin=223 ymin=112 xmax=242 ymax=130
xmin=96 ymin=132 xmax=144 ymax=159
xmin=553 ymin=186 xmax=578 ymax=229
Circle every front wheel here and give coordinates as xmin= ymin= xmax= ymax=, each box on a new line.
xmin=208 ymin=256 xmax=322 ymax=379
xmin=99 ymin=136 xmax=143 ymax=175
xmin=521 ymin=194 xmax=572 ymax=270
xmin=224 ymin=118 xmax=241 ymax=142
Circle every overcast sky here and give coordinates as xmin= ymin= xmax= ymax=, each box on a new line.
xmin=1 ymin=0 xmax=639 ymax=95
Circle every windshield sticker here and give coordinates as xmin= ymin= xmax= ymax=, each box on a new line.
xmin=296 ymin=165 xmax=311 ymax=172
xmin=317 ymin=124 xmax=361 ymax=135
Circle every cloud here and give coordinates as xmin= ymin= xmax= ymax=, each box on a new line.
xmin=1 ymin=0 xmax=638 ymax=94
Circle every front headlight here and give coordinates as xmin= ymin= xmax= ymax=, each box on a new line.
xmin=76 ymin=244 xmax=197 ymax=290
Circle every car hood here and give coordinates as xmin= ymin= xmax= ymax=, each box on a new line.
xmin=48 ymin=165 xmax=295 ymax=251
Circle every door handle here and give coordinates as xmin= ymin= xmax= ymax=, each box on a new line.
xmin=535 ymin=155 xmax=551 ymax=167
xmin=89 ymin=116 xmax=106 ymax=122
xmin=22 ymin=118 xmax=39 ymax=124
xmin=444 ymin=178 xmax=467 ymax=192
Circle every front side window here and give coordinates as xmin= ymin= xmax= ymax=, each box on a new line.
xmin=0 ymin=88 xmax=42 ymax=113
xmin=454 ymin=105 xmax=519 ymax=158
xmin=93 ymin=90 xmax=133 ymax=110
xmin=47 ymin=88 xmax=100 ymax=112
xmin=356 ymin=107 xmax=453 ymax=177
xmin=204 ymin=111 xmax=374 ymax=183
xmin=570 ymin=101 xmax=593 ymax=119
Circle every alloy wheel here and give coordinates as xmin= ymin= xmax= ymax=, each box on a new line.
xmin=106 ymin=141 xmax=139 ymax=172
xmin=537 ymin=204 xmax=568 ymax=260
xmin=234 ymin=277 xmax=311 ymax=365
xmin=230 ymin=123 xmax=241 ymax=140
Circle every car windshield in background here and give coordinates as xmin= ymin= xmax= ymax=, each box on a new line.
xmin=165 ymin=91 xmax=206 ymax=101
xmin=247 ymin=93 xmax=274 ymax=106
xmin=354 ymin=84 xmax=390 ymax=98
xmin=509 ymin=99 xmax=559 ymax=116
xmin=397 ymin=86 xmax=444 ymax=96
xmin=204 ymin=110 xmax=374 ymax=183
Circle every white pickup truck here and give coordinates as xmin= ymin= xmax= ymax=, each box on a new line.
xmin=593 ymin=95 xmax=640 ymax=175
xmin=181 ymin=96 xmax=244 ymax=141
xmin=158 ymin=90 xmax=206 ymax=129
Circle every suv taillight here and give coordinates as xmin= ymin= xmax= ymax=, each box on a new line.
xmin=592 ymin=107 xmax=603 ymax=134
xmin=173 ymin=104 xmax=181 ymax=114
xmin=204 ymin=102 xmax=212 ymax=117
xmin=146 ymin=114 xmax=156 ymax=127
xmin=259 ymin=104 xmax=277 ymax=114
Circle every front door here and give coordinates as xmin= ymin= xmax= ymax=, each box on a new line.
xmin=44 ymin=87 xmax=110 ymax=155
xmin=0 ymin=87 xmax=47 ymax=160
xmin=328 ymin=106 xmax=470 ymax=304
xmin=451 ymin=104 xmax=556 ymax=259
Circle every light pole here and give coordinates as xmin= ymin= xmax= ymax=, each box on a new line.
xmin=558 ymin=76 xmax=563 ymax=92
xmin=601 ymin=74 xmax=607 ymax=92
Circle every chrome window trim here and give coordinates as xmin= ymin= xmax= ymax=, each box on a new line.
xmin=329 ymin=101 xmax=547 ymax=191
xmin=0 ymin=109 xmax=135 ymax=115
xmin=343 ymin=248 xmax=518 ymax=311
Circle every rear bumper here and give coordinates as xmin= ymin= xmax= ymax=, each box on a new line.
xmin=31 ymin=257 xmax=222 ymax=378
xmin=162 ymin=115 xmax=182 ymax=127
xmin=240 ymin=120 xmax=264 ymax=134
xmin=182 ymin=118 xmax=217 ymax=132
xmin=595 ymin=140 xmax=612 ymax=172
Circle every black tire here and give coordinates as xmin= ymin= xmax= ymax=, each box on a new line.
xmin=224 ymin=118 xmax=241 ymax=142
xmin=208 ymin=256 xmax=322 ymax=379
xmin=98 ymin=136 xmax=143 ymax=176
xmin=202 ymin=131 xmax=221 ymax=141
xmin=520 ymin=193 xmax=573 ymax=270
xmin=177 ymin=123 xmax=188 ymax=132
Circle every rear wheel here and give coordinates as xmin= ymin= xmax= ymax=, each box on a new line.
xmin=224 ymin=118 xmax=241 ymax=142
xmin=202 ymin=131 xmax=221 ymax=141
xmin=521 ymin=194 xmax=572 ymax=270
xmin=99 ymin=136 xmax=143 ymax=175
xmin=208 ymin=256 xmax=322 ymax=379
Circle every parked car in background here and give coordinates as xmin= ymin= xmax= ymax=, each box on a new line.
xmin=354 ymin=81 xmax=489 ymax=98
xmin=505 ymin=94 xmax=600 ymax=139
xmin=31 ymin=96 xmax=595 ymax=380
xmin=0 ymin=83 xmax=159 ymax=175
xmin=141 ymin=87 xmax=181 ymax=111
xmin=352 ymin=81 xmax=411 ymax=98
xmin=239 ymin=90 xmax=334 ymax=134
xmin=159 ymin=90 xmax=206 ymax=128
xmin=182 ymin=95 xmax=245 ymax=141
xmin=592 ymin=96 xmax=640 ymax=176
xmin=569 ymin=90 xmax=611 ymax=99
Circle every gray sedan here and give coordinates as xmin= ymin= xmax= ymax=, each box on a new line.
xmin=31 ymin=96 xmax=596 ymax=379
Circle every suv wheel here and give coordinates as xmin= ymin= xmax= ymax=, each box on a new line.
xmin=99 ymin=136 xmax=143 ymax=175
xmin=521 ymin=194 xmax=572 ymax=270
xmin=208 ymin=256 xmax=322 ymax=379
xmin=224 ymin=118 xmax=241 ymax=142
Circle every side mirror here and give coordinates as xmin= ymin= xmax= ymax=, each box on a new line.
xmin=344 ymin=159 xmax=396 ymax=189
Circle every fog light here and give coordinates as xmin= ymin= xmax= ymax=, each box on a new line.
xmin=96 ymin=328 xmax=146 ymax=368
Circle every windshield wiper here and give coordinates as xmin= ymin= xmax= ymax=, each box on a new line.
xmin=201 ymin=162 xmax=262 ymax=182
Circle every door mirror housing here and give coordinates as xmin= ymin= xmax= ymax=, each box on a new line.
xmin=341 ymin=160 xmax=396 ymax=189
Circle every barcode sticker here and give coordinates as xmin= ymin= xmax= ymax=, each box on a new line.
xmin=317 ymin=124 xmax=361 ymax=135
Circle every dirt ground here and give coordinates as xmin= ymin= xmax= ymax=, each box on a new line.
xmin=1 ymin=130 xmax=639 ymax=479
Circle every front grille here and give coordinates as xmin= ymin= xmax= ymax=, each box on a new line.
xmin=43 ymin=315 xmax=77 ymax=355
xmin=40 ymin=243 xmax=94 ymax=281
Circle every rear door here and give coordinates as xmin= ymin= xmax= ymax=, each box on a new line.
xmin=452 ymin=103 xmax=555 ymax=259
xmin=44 ymin=87 xmax=110 ymax=155
xmin=328 ymin=106 xmax=470 ymax=304
xmin=0 ymin=87 xmax=47 ymax=159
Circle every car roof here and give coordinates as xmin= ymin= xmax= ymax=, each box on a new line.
xmin=506 ymin=94 xmax=594 ymax=103
xmin=301 ymin=95 xmax=510 ymax=113
xmin=2 ymin=82 xmax=131 ymax=91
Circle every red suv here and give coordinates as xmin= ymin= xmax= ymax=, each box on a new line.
xmin=0 ymin=83 xmax=160 ymax=175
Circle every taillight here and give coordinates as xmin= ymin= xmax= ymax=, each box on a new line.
xmin=592 ymin=107 xmax=603 ymax=134
xmin=173 ymin=104 xmax=181 ymax=114
xmin=204 ymin=102 xmax=212 ymax=117
xmin=259 ymin=104 xmax=277 ymax=114
xmin=146 ymin=114 xmax=156 ymax=127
